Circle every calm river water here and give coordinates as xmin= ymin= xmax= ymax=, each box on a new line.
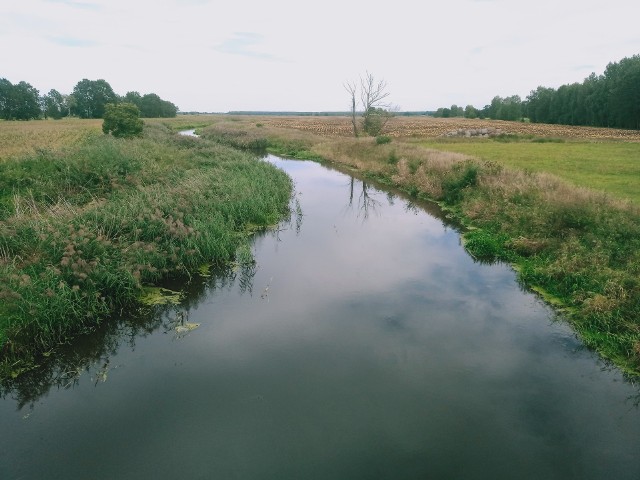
xmin=1 ymin=154 xmax=639 ymax=480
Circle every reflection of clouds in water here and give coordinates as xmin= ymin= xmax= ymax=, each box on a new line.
xmin=196 ymin=157 xmax=584 ymax=412
xmin=197 ymin=158 xmax=545 ymax=366
xmin=3 ymin=156 xmax=640 ymax=480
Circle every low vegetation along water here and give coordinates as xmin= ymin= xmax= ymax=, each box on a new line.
xmin=1 ymin=154 xmax=639 ymax=479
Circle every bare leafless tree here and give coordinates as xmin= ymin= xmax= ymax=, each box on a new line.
xmin=344 ymin=81 xmax=359 ymax=137
xmin=360 ymin=72 xmax=391 ymax=114
xmin=345 ymin=72 xmax=393 ymax=137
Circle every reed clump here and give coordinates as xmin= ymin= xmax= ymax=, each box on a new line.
xmin=0 ymin=122 xmax=292 ymax=378
xmin=199 ymin=120 xmax=326 ymax=160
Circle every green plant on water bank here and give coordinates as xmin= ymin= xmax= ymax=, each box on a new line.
xmin=144 ymin=115 xmax=221 ymax=133
xmin=198 ymin=120 xmax=324 ymax=160
xmin=198 ymin=121 xmax=269 ymax=152
xmin=462 ymin=229 xmax=511 ymax=263
xmin=441 ymin=162 xmax=479 ymax=204
xmin=0 ymin=122 xmax=293 ymax=380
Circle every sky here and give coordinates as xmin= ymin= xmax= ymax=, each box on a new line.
xmin=1 ymin=0 xmax=639 ymax=112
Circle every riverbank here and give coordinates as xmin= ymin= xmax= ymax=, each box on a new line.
xmin=199 ymin=118 xmax=640 ymax=378
xmin=0 ymin=122 xmax=292 ymax=378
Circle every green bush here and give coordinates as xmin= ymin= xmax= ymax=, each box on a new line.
xmin=463 ymin=230 xmax=507 ymax=262
xmin=102 ymin=103 xmax=144 ymax=138
xmin=375 ymin=135 xmax=392 ymax=145
xmin=441 ymin=163 xmax=478 ymax=203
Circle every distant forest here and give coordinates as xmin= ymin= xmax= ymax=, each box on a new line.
xmin=433 ymin=54 xmax=640 ymax=130
xmin=0 ymin=78 xmax=177 ymax=120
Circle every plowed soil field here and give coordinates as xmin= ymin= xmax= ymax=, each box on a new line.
xmin=256 ymin=116 xmax=640 ymax=141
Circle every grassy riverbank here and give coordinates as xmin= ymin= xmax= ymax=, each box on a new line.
xmin=200 ymin=117 xmax=640 ymax=378
xmin=0 ymin=120 xmax=292 ymax=378
xmin=418 ymin=138 xmax=640 ymax=204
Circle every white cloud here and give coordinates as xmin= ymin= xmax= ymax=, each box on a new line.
xmin=215 ymin=33 xmax=285 ymax=62
xmin=1 ymin=0 xmax=639 ymax=112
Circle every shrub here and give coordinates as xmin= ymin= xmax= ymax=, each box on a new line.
xmin=102 ymin=103 xmax=144 ymax=138
xmin=375 ymin=135 xmax=392 ymax=145
xmin=441 ymin=163 xmax=478 ymax=203
xmin=463 ymin=230 xmax=506 ymax=262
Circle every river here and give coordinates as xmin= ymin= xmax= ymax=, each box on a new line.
xmin=1 ymin=154 xmax=639 ymax=480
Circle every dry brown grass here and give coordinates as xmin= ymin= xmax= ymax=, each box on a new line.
xmin=0 ymin=118 xmax=102 ymax=161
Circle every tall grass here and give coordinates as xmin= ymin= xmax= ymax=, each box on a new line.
xmin=0 ymin=123 xmax=292 ymax=378
xmin=199 ymin=120 xmax=325 ymax=159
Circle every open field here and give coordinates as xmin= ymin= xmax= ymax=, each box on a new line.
xmin=0 ymin=118 xmax=103 ymax=160
xmin=248 ymin=115 xmax=640 ymax=141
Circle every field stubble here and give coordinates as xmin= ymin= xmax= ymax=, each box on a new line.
xmin=257 ymin=115 xmax=640 ymax=141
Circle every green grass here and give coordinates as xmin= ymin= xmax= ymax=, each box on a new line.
xmin=419 ymin=139 xmax=640 ymax=204
xmin=0 ymin=122 xmax=292 ymax=378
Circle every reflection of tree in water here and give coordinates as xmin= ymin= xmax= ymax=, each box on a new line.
xmin=386 ymin=192 xmax=396 ymax=206
xmin=404 ymin=201 xmax=420 ymax=215
xmin=347 ymin=177 xmax=381 ymax=220
xmin=237 ymin=262 xmax=256 ymax=295
xmin=294 ymin=197 xmax=303 ymax=235
xmin=0 ymin=310 xmax=163 ymax=411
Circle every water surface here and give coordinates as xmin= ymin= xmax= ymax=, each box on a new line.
xmin=1 ymin=155 xmax=639 ymax=480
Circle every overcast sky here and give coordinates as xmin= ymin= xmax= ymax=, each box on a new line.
xmin=1 ymin=0 xmax=639 ymax=112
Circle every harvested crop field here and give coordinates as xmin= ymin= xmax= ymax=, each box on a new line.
xmin=250 ymin=116 xmax=640 ymax=141
xmin=0 ymin=118 xmax=103 ymax=160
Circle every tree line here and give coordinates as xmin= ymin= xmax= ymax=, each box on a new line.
xmin=432 ymin=54 xmax=640 ymax=130
xmin=0 ymin=78 xmax=178 ymax=120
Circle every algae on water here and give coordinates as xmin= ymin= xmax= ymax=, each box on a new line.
xmin=175 ymin=322 xmax=200 ymax=334
xmin=139 ymin=287 xmax=184 ymax=306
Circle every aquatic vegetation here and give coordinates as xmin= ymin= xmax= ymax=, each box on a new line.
xmin=139 ymin=287 xmax=184 ymax=306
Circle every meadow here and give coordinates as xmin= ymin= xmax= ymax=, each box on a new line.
xmin=0 ymin=118 xmax=292 ymax=378
xmin=198 ymin=115 xmax=640 ymax=377
xmin=418 ymin=138 xmax=640 ymax=204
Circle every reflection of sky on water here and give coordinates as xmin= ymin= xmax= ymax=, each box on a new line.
xmin=1 ymin=156 xmax=639 ymax=480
